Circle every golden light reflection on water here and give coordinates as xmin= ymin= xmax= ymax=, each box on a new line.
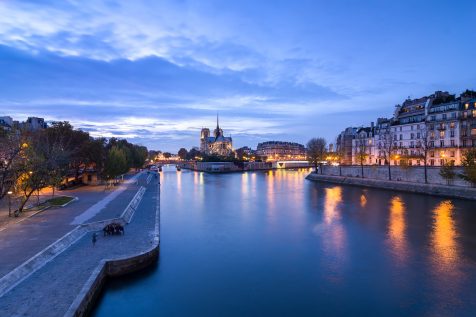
xmin=324 ymin=187 xmax=342 ymax=224
xmin=321 ymin=186 xmax=346 ymax=283
xmin=360 ymin=194 xmax=367 ymax=207
xmin=428 ymin=200 xmax=464 ymax=314
xmin=387 ymin=196 xmax=408 ymax=265
xmin=431 ymin=200 xmax=458 ymax=272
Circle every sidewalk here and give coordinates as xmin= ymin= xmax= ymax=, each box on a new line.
xmin=0 ymin=172 xmax=143 ymax=279
xmin=0 ymin=173 xmax=159 ymax=316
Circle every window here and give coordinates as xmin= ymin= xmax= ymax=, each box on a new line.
xmin=430 ymin=151 xmax=435 ymax=157
xmin=440 ymin=131 xmax=445 ymax=138
xmin=450 ymin=139 xmax=455 ymax=147
xmin=431 ymin=115 xmax=436 ymax=121
xmin=450 ymin=130 xmax=455 ymax=137
xmin=450 ymin=150 xmax=455 ymax=157
xmin=430 ymin=159 xmax=435 ymax=166
xmin=417 ymin=160 xmax=421 ymax=166
xmin=465 ymin=103 xmax=469 ymax=110
xmin=471 ymin=128 xmax=476 ymax=136
xmin=462 ymin=129 xmax=467 ymax=137
xmin=410 ymin=141 xmax=414 ymax=148
xmin=451 ymin=112 xmax=456 ymax=119
xmin=411 ymin=125 xmax=414 ymax=130
xmin=463 ymin=112 xmax=468 ymax=119
xmin=440 ymin=159 xmax=445 ymax=166
xmin=400 ymin=127 xmax=402 ymax=132
xmin=440 ymin=140 xmax=444 ymax=147
xmin=430 ymin=141 xmax=434 ymax=147
xmin=417 ymin=132 xmax=421 ymax=139
xmin=399 ymin=142 xmax=403 ymax=147
xmin=463 ymin=140 xmax=467 ymax=147
xmin=442 ymin=114 xmax=447 ymax=120
xmin=429 ymin=124 xmax=434 ymax=130
xmin=450 ymin=122 xmax=455 ymax=129
xmin=411 ymin=133 xmax=414 ymax=139
xmin=473 ymin=110 xmax=476 ymax=117
xmin=399 ymin=134 xmax=403 ymax=140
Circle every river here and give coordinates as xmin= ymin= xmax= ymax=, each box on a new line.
xmin=92 ymin=166 xmax=476 ymax=317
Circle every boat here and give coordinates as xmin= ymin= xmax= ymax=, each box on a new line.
xmin=176 ymin=165 xmax=181 ymax=171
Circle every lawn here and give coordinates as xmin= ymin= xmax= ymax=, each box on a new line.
xmin=46 ymin=196 xmax=75 ymax=206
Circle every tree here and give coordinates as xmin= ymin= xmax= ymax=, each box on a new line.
xmin=186 ymin=148 xmax=201 ymax=161
xmin=178 ymin=148 xmax=188 ymax=160
xmin=459 ymin=148 xmax=476 ymax=187
xmin=380 ymin=129 xmax=397 ymax=181
xmin=103 ymin=146 xmax=128 ymax=185
xmin=417 ymin=127 xmax=433 ymax=184
xmin=307 ymin=138 xmax=327 ymax=174
xmin=15 ymin=138 xmax=50 ymax=214
xmin=356 ymin=138 xmax=369 ymax=178
xmin=163 ymin=152 xmax=172 ymax=159
xmin=440 ymin=161 xmax=456 ymax=186
xmin=0 ymin=132 xmax=24 ymax=200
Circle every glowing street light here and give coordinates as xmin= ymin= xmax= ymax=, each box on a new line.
xmin=7 ymin=191 xmax=13 ymax=217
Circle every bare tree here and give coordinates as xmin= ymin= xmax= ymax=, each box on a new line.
xmin=0 ymin=131 xmax=25 ymax=200
xmin=417 ymin=127 xmax=432 ymax=184
xmin=380 ymin=129 xmax=397 ymax=181
xmin=356 ymin=138 xmax=369 ymax=178
xmin=307 ymin=138 xmax=327 ymax=174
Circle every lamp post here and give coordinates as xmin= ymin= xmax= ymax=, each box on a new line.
xmin=7 ymin=191 xmax=13 ymax=217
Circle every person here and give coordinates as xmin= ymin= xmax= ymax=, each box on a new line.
xmin=92 ymin=232 xmax=97 ymax=246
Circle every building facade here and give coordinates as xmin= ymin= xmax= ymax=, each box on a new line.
xmin=256 ymin=141 xmax=306 ymax=161
xmin=200 ymin=116 xmax=233 ymax=156
xmin=335 ymin=90 xmax=476 ymax=167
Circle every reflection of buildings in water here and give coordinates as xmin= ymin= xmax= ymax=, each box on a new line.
xmin=427 ymin=200 xmax=463 ymax=315
xmin=387 ymin=196 xmax=408 ymax=265
xmin=431 ymin=200 xmax=459 ymax=272
xmin=176 ymin=169 xmax=182 ymax=192
xmin=321 ymin=186 xmax=346 ymax=282
xmin=360 ymin=194 xmax=367 ymax=207
xmin=324 ymin=187 xmax=343 ymax=224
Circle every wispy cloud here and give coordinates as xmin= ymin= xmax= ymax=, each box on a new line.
xmin=0 ymin=0 xmax=475 ymax=150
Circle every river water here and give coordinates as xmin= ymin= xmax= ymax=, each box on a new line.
xmin=92 ymin=167 xmax=476 ymax=317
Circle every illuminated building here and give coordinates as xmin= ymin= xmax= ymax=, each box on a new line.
xmin=200 ymin=115 xmax=233 ymax=156
xmin=256 ymin=141 xmax=306 ymax=161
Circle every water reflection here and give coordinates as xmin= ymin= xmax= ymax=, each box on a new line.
xmin=360 ymin=194 xmax=367 ymax=207
xmin=324 ymin=187 xmax=342 ymax=224
xmin=387 ymin=196 xmax=408 ymax=265
xmin=431 ymin=200 xmax=459 ymax=273
xmin=429 ymin=200 xmax=464 ymax=314
xmin=321 ymin=186 xmax=347 ymax=283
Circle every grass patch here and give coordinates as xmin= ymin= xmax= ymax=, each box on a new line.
xmin=46 ymin=196 xmax=75 ymax=206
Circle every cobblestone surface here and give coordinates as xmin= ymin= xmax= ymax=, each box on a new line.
xmin=0 ymin=174 xmax=159 ymax=316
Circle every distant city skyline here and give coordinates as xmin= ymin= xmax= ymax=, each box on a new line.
xmin=1 ymin=1 xmax=475 ymax=151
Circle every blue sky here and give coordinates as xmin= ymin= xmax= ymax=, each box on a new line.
xmin=0 ymin=0 xmax=475 ymax=152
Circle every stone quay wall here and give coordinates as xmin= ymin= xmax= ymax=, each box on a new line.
xmin=319 ymin=165 xmax=473 ymax=187
xmin=306 ymin=173 xmax=476 ymax=201
xmin=66 ymin=181 xmax=160 ymax=317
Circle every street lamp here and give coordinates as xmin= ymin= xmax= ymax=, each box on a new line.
xmin=7 ymin=191 xmax=12 ymax=217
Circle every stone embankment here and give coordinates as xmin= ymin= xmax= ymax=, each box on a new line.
xmin=306 ymin=173 xmax=476 ymax=201
xmin=0 ymin=173 xmax=160 ymax=317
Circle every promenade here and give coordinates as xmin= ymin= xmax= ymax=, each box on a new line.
xmin=0 ymin=172 xmax=160 ymax=316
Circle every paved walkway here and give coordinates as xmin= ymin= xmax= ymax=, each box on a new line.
xmin=0 ymin=173 xmax=143 ymax=279
xmin=0 ymin=173 xmax=159 ymax=316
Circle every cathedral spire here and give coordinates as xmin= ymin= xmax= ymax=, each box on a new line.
xmin=216 ymin=112 xmax=219 ymax=129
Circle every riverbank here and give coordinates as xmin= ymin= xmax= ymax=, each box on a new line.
xmin=180 ymin=161 xmax=312 ymax=173
xmin=306 ymin=173 xmax=476 ymax=201
xmin=0 ymin=173 xmax=160 ymax=317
